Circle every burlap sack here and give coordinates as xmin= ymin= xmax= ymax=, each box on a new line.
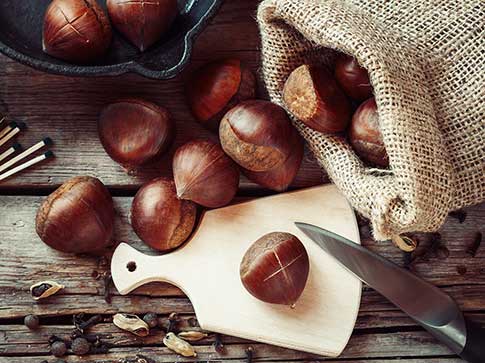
xmin=257 ymin=0 xmax=484 ymax=241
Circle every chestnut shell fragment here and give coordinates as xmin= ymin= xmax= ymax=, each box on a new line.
xmin=131 ymin=178 xmax=197 ymax=252
xmin=107 ymin=0 xmax=178 ymax=52
xmin=43 ymin=0 xmax=112 ymax=63
xmin=240 ymin=232 xmax=310 ymax=307
xmin=98 ymin=99 xmax=174 ymax=171
xmin=36 ymin=176 xmax=115 ymax=254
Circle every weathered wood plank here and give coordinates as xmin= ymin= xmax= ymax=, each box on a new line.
xmin=0 ymin=0 xmax=325 ymax=191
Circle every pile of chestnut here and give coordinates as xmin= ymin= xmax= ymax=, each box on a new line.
xmin=284 ymin=56 xmax=388 ymax=167
xmin=42 ymin=0 xmax=178 ymax=63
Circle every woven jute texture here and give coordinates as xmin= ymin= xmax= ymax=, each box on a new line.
xmin=257 ymin=0 xmax=484 ymax=240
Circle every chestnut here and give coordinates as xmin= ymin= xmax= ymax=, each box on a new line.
xmin=219 ymin=100 xmax=294 ymax=172
xmin=43 ymin=0 xmax=112 ymax=63
xmin=98 ymin=99 xmax=174 ymax=171
xmin=107 ymin=0 xmax=177 ymax=52
xmin=240 ymin=232 xmax=309 ymax=307
xmin=36 ymin=176 xmax=114 ymax=254
xmin=283 ymin=64 xmax=351 ymax=133
xmin=186 ymin=59 xmax=256 ymax=130
xmin=131 ymin=178 xmax=196 ymax=252
xmin=173 ymin=140 xmax=240 ymax=208
xmin=335 ymin=55 xmax=373 ymax=101
xmin=243 ymin=127 xmax=304 ymax=192
xmin=349 ymin=97 xmax=389 ymax=167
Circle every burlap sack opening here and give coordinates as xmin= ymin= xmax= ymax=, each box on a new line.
xmin=257 ymin=0 xmax=484 ymax=241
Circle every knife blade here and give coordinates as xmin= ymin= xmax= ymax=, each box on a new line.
xmin=295 ymin=222 xmax=485 ymax=363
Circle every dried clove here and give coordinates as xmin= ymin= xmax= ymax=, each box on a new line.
xmin=30 ymin=281 xmax=64 ymax=300
xmin=167 ymin=312 xmax=179 ymax=333
xmin=449 ymin=209 xmax=467 ymax=223
xmin=163 ymin=332 xmax=197 ymax=357
xmin=73 ymin=313 xmax=103 ymax=333
xmin=113 ymin=313 xmax=150 ymax=336
xmin=245 ymin=346 xmax=254 ymax=363
xmin=466 ymin=232 xmax=482 ymax=257
xmin=104 ymin=272 xmax=113 ymax=304
xmin=214 ymin=333 xmax=225 ymax=354
xmin=178 ymin=331 xmax=208 ymax=342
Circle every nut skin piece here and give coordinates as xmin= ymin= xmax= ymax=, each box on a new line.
xmin=163 ymin=332 xmax=197 ymax=357
xmin=113 ymin=313 xmax=150 ymax=336
xmin=243 ymin=127 xmax=304 ymax=192
xmin=349 ymin=97 xmax=389 ymax=167
xmin=240 ymin=232 xmax=310 ymax=307
xmin=186 ymin=59 xmax=256 ymax=131
xmin=335 ymin=54 xmax=373 ymax=101
xmin=173 ymin=140 xmax=240 ymax=208
xmin=131 ymin=178 xmax=197 ymax=252
xmin=107 ymin=0 xmax=177 ymax=52
xmin=24 ymin=315 xmax=40 ymax=330
xmin=283 ymin=64 xmax=351 ymax=133
xmin=36 ymin=176 xmax=114 ymax=254
xmin=30 ymin=281 xmax=65 ymax=300
xmin=219 ymin=100 xmax=294 ymax=172
xmin=98 ymin=99 xmax=174 ymax=171
xmin=43 ymin=0 xmax=112 ymax=63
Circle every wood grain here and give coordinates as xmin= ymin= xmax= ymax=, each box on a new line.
xmin=0 ymin=0 xmax=326 ymax=192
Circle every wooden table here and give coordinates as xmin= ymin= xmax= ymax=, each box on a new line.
xmin=0 ymin=1 xmax=483 ymax=362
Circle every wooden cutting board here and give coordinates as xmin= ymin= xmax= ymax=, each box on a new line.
xmin=111 ymin=184 xmax=362 ymax=357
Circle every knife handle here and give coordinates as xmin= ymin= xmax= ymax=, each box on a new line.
xmin=460 ymin=317 xmax=485 ymax=363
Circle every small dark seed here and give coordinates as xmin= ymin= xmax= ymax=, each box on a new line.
xmin=24 ymin=314 xmax=40 ymax=330
xmin=31 ymin=283 xmax=51 ymax=297
xmin=51 ymin=340 xmax=67 ymax=357
xmin=72 ymin=337 xmax=91 ymax=355
xmin=143 ymin=313 xmax=159 ymax=329
xmin=214 ymin=333 xmax=224 ymax=354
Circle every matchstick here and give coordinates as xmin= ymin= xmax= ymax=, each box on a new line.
xmin=0 ymin=151 xmax=54 ymax=182
xmin=0 ymin=121 xmax=17 ymax=139
xmin=0 ymin=143 xmax=22 ymax=164
xmin=0 ymin=122 xmax=26 ymax=149
xmin=0 ymin=138 xmax=52 ymax=173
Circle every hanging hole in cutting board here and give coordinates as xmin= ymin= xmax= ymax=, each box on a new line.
xmin=126 ymin=261 xmax=137 ymax=272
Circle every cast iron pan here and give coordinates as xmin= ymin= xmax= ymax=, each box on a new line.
xmin=0 ymin=0 xmax=223 ymax=79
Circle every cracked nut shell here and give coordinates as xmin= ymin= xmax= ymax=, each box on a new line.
xmin=240 ymin=232 xmax=309 ymax=307
xmin=43 ymin=0 xmax=112 ymax=63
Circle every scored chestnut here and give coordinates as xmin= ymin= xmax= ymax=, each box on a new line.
xmin=36 ymin=176 xmax=115 ymax=254
xmin=335 ymin=54 xmax=373 ymax=101
xmin=107 ymin=0 xmax=178 ymax=52
xmin=173 ymin=140 xmax=240 ymax=208
xmin=283 ymin=64 xmax=351 ymax=133
xmin=98 ymin=99 xmax=174 ymax=172
xmin=243 ymin=127 xmax=304 ymax=192
xmin=131 ymin=178 xmax=197 ymax=252
xmin=43 ymin=0 xmax=112 ymax=63
xmin=219 ymin=100 xmax=294 ymax=172
xmin=349 ymin=97 xmax=389 ymax=167
xmin=186 ymin=59 xmax=256 ymax=131
xmin=240 ymin=232 xmax=310 ymax=307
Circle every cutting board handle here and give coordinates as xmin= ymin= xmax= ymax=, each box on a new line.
xmin=111 ymin=243 xmax=185 ymax=295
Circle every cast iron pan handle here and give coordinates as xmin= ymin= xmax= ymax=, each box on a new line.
xmin=460 ymin=317 xmax=485 ymax=363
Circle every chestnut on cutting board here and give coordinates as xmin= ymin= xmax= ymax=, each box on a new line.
xmin=240 ymin=232 xmax=310 ymax=307
xmin=43 ymin=0 xmax=112 ymax=63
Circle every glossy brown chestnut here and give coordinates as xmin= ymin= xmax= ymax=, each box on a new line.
xmin=43 ymin=0 xmax=112 ymax=63
xmin=36 ymin=176 xmax=115 ymax=254
xmin=186 ymin=59 xmax=256 ymax=130
xmin=98 ymin=99 xmax=174 ymax=171
xmin=107 ymin=0 xmax=177 ymax=52
xmin=173 ymin=140 xmax=240 ymax=208
xmin=335 ymin=54 xmax=373 ymax=101
xmin=243 ymin=127 xmax=304 ymax=192
xmin=349 ymin=97 xmax=389 ymax=167
xmin=131 ymin=178 xmax=197 ymax=252
xmin=283 ymin=64 xmax=351 ymax=133
xmin=219 ymin=100 xmax=294 ymax=172
xmin=240 ymin=232 xmax=310 ymax=307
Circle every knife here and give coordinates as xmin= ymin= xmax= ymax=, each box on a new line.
xmin=295 ymin=222 xmax=485 ymax=363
